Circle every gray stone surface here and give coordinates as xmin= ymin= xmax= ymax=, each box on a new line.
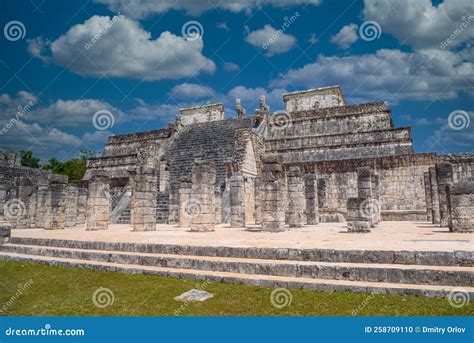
xmin=174 ymin=289 xmax=214 ymax=302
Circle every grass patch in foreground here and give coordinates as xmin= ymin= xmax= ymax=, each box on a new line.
xmin=0 ymin=261 xmax=472 ymax=316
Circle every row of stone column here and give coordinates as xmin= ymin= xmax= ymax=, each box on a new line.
xmin=346 ymin=167 xmax=381 ymax=233
xmin=2 ymin=166 xmax=160 ymax=232
xmin=259 ymin=156 xmax=319 ymax=232
xmin=175 ymin=157 xmax=321 ymax=232
xmin=424 ymin=162 xmax=473 ymax=232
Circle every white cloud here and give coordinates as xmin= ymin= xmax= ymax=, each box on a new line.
xmin=425 ymin=111 xmax=474 ymax=151
xmin=308 ymin=33 xmax=318 ymax=44
xmin=168 ymin=83 xmax=215 ymax=100
xmin=29 ymin=15 xmax=215 ymax=81
xmin=26 ymin=99 xmax=125 ymax=127
xmin=216 ymin=22 xmax=229 ymax=31
xmin=223 ymin=62 xmax=240 ymax=72
xmin=363 ymin=0 xmax=474 ymax=50
xmin=330 ymin=23 xmax=358 ymax=49
xmin=95 ymin=0 xmax=321 ymax=18
xmin=271 ymin=48 xmax=473 ymax=102
xmin=245 ymin=24 xmax=296 ymax=56
xmin=415 ymin=118 xmax=433 ymax=126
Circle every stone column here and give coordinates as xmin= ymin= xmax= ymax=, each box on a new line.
xmin=254 ymin=178 xmax=262 ymax=225
xmin=0 ymin=227 xmax=11 ymax=245
xmin=178 ymin=177 xmax=192 ymax=228
xmin=10 ymin=177 xmax=33 ymax=229
xmin=76 ymin=185 xmax=88 ymax=226
xmin=304 ymin=174 xmax=319 ymax=225
xmin=346 ymin=197 xmax=371 ymax=232
xmin=131 ymin=166 xmax=157 ymax=231
xmin=65 ymin=184 xmax=79 ymax=227
xmin=229 ymin=171 xmax=246 ymax=228
xmin=0 ymin=177 xmax=7 ymax=219
xmin=436 ymin=162 xmax=453 ymax=227
xmin=287 ymin=166 xmax=305 ymax=228
xmin=317 ymin=179 xmax=326 ymax=210
xmin=44 ymin=174 xmax=68 ymax=230
xmin=357 ymin=167 xmax=377 ymax=227
xmin=190 ymin=160 xmax=216 ymax=232
xmin=27 ymin=191 xmax=37 ymax=228
xmin=372 ymin=174 xmax=381 ymax=224
xmin=429 ymin=167 xmax=440 ymax=224
xmin=86 ymin=174 xmax=110 ymax=231
xmin=447 ymin=181 xmax=473 ymax=232
xmin=423 ymin=171 xmax=433 ymax=222
xmin=34 ymin=183 xmax=48 ymax=228
xmin=261 ymin=156 xmax=286 ymax=232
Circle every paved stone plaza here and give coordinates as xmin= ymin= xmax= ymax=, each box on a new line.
xmin=7 ymin=221 xmax=473 ymax=252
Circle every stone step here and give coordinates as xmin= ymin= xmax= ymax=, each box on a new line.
xmin=8 ymin=237 xmax=472 ymax=267
xmin=1 ymin=244 xmax=472 ymax=287
xmin=0 ymin=251 xmax=472 ymax=298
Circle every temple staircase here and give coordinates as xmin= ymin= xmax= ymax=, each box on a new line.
xmin=0 ymin=237 xmax=472 ymax=298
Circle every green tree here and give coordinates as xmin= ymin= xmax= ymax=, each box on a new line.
xmin=42 ymin=149 xmax=95 ymax=181
xmin=20 ymin=150 xmax=40 ymax=168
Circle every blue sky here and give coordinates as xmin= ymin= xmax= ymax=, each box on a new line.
xmin=0 ymin=0 xmax=472 ymax=161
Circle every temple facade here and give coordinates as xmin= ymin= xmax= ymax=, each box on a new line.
xmin=1 ymin=85 xmax=473 ymax=232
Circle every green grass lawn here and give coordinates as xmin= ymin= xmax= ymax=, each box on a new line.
xmin=0 ymin=260 xmax=472 ymax=316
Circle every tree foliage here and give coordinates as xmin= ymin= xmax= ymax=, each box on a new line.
xmin=20 ymin=150 xmax=40 ymax=168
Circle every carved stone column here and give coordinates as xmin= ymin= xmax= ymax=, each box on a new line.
xmin=436 ymin=163 xmax=453 ymax=227
xmin=190 ymin=160 xmax=216 ymax=232
xmin=429 ymin=167 xmax=440 ymax=224
xmin=131 ymin=166 xmax=157 ymax=231
xmin=287 ymin=166 xmax=305 ymax=228
xmin=423 ymin=171 xmax=433 ymax=222
xmin=261 ymin=155 xmax=286 ymax=232
xmin=86 ymin=174 xmax=110 ymax=231
xmin=44 ymin=174 xmax=68 ymax=230
xmin=178 ymin=177 xmax=192 ymax=228
xmin=447 ymin=181 xmax=473 ymax=232
xmin=229 ymin=171 xmax=246 ymax=228
xmin=65 ymin=184 xmax=79 ymax=227
xmin=304 ymin=174 xmax=319 ymax=225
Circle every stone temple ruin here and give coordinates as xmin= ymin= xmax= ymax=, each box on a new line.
xmin=0 ymin=85 xmax=472 ymax=297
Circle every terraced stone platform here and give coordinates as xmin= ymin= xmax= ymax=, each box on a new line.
xmin=1 ymin=222 xmax=472 ymax=297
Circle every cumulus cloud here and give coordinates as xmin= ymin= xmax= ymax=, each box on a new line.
xmin=25 ymin=99 xmax=126 ymax=127
xmin=28 ymin=15 xmax=215 ymax=81
xmin=168 ymin=83 xmax=215 ymax=100
xmin=425 ymin=111 xmax=474 ymax=151
xmin=245 ymin=24 xmax=296 ymax=56
xmin=95 ymin=0 xmax=321 ymax=18
xmin=271 ymin=48 xmax=473 ymax=102
xmin=363 ymin=0 xmax=474 ymax=50
xmin=330 ymin=23 xmax=358 ymax=49
xmin=223 ymin=62 xmax=240 ymax=72
xmin=216 ymin=22 xmax=230 ymax=31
